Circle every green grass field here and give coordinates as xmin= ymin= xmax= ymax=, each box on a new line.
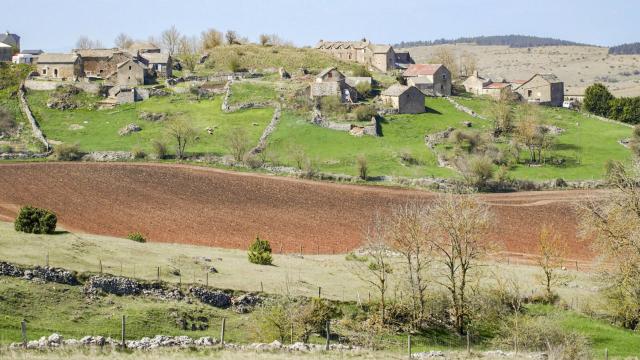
xmin=28 ymin=91 xmax=273 ymax=156
xmin=228 ymin=81 xmax=278 ymax=105
xmin=455 ymin=97 xmax=633 ymax=181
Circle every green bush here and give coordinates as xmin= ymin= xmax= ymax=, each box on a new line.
xmin=248 ymin=236 xmax=273 ymax=265
xmin=127 ymin=232 xmax=146 ymax=243
xmin=354 ymin=105 xmax=377 ymax=122
xmin=352 ymin=66 xmax=372 ymax=78
xmin=319 ymin=96 xmax=346 ymax=116
xmin=151 ymin=139 xmax=168 ymax=160
xmin=131 ymin=146 xmax=146 ymax=159
xmin=355 ymin=82 xmax=372 ymax=98
xmin=583 ymin=83 xmax=614 ymax=117
xmin=0 ymin=144 xmax=13 ymax=153
xmin=53 ymin=143 xmax=81 ymax=161
xmin=14 ymin=206 xmax=57 ymax=234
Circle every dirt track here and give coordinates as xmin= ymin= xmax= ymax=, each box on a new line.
xmin=0 ymin=163 xmax=601 ymax=260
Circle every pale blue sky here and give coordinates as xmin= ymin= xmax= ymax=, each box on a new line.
xmin=6 ymin=0 xmax=638 ymax=51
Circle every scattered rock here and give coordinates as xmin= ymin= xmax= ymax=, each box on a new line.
xmin=23 ymin=266 xmax=78 ymax=285
xmin=68 ymin=124 xmax=84 ymax=131
xmin=189 ymin=287 xmax=231 ymax=308
xmin=279 ymin=67 xmax=290 ymax=79
xmin=208 ymin=266 xmax=218 ymax=273
xmin=139 ymin=112 xmax=167 ymax=122
xmin=0 ymin=261 xmax=24 ymax=277
xmin=463 ymin=121 xmax=472 ymax=127
xmin=81 ymin=151 xmax=134 ymax=162
xmin=84 ymin=276 xmax=142 ymax=296
xmin=542 ymin=124 xmax=565 ymax=135
xmin=118 ymin=124 xmax=142 ymax=136
xmin=231 ymin=293 xmax=262 ymax=313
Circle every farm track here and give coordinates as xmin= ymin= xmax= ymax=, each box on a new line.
xmin=0 ymin=162 xmax=604 ymax=260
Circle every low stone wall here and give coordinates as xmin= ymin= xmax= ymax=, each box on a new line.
xmin=310 ymin=109 xmax=378 ymax=137
xmin=18 ymin=84 xmax=50 ymax=151
xmin=249 ymin=105 xmax=282 ymax=155
xmin=582 ymin=112 xmax=634 ymax=128
xmin=24 ymin=79 xmax=102 ymax=94
xmin=447 ymin=97 xmax=488 ymax=120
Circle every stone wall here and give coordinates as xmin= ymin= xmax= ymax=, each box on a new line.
xmin=18 ymin=84 xmax=50 ymax=151
xmin=24 ymin=79 xmax=102 ymax=94
xmin=249 ymin=105 xmax=281 ymax=155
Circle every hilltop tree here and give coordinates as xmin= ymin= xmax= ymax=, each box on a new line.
xmin=583 ymin=83 xmax=614 ymax=117
xmin=161 ymin=25 xmax=181 ymax=56
xmin=259 ymin=34 xmax=271 ymax=46
xmin=201 ymin=28 xmax=223 ymax=50
xmin=225 ymin=30 xmax=240 ymax=45
xmin=114 ymin=33 xmax=134 ymax=49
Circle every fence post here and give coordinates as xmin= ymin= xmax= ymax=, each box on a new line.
xmin=407 ymin=335 xmax=412 ymax=359
xmin=260 ymin=281 xmax=264 ymax=293
xmin=605 ymin=348 xmax=609 ymax=360
xmin=318 ymin=286 xmax=322 ymax=299
xmin=157 ymin=267 xmax=160 ymax=282
xmin=220 ymin=318 xmax=226 ymax=347
xmin=21 ymin=320 xmax=27 ymax=348
xmin=325 ymin=321 xmax=330 ymax=350
xmin=121 ymin=315 xmax=126 ymax=349
xmin=576 ymin=260 xmax=579 ymax=271
xmin=99 ymin=259 xmax=103 ymax=274
xmin=120 ymin=262 xmax=123 ymax=276
xmin=290 ymin=323 xmax=294 ymax=344
xmin=206 ymin=272 xmax=209 ymax=287
xmin=45 ymin=252 xmax=49 ymax=267
xmin=466 ymin=331 xmax=470 ymax=354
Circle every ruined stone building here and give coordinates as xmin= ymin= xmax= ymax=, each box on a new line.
xmin=73 ymin=48 xmax=132 ymax=78
xmin=310 ymin=67 xmax=358 ymax=103
xmin=381 ymin=85 xmax=425 ymax=114
xmin=139 ymin=52 xmax=172 ymax=78
xmin=36 ymin=53 xmax=83 ymax=80
xmin=514 ymin=74 xmax=564 ymax=107
xmin=315 ymin=39 xmax=413 ymax=72
xmin=403 ymin=64 xmax=452 ymax=96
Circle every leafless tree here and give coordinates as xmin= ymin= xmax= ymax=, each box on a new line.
xmin=259 ymin=34 xmax=271 ymax=46
xmin=489 ymin=98 xmax=514 ymax=136
xmin=431 ymin=47 xmax=459 ymax=79
xmin=75 ymin=36 xmax=102 ymax=49
xmin=459 ymin=51 xmax=478 ymax=77
xmin=385 ymin=203 xmax=431 ymax=325
xmin=225 ymin=30 xmax=240 ymax=45
xmin=426 ymin=194 xmax=494 ymax=334
xmin=226 ymin=127 xmax=250 ymax=162
xmin=178 ymin=35 xmax=201 ymax=73
xmin=536 ymin=225 xmax=568 ymax=299
xmin=201 ymin=28 xmax=223 ymax=50
xmin=114 ymin=33 xmax=134 ymax=49
xmin=165 ymin=118 xmax=196 ymax=159
xmin=161 ymin=25 xmax=181 ymax=56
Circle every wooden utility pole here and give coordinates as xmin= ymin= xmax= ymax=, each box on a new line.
xmin=325 ymin=321 xmax=330 ymax=350
xmin=121 ymin=315 xmax=126 ymax=349
xmin=21 ymin=320 xmax=27 ymax=348
xmin=220 ymin=318 xmax=226 ymax=347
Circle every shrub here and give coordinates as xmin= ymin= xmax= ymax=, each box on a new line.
xmin=53 ymin=143 xmax=81 ymax=161
xmin=0 ymin=107 xmax=17 ymax=136
xmin=354 ymin=105 xmax=377 ymax=122
xmin=243 ymin=152 xmax=263 ymax=169
xmin=248 ymin=236 xmax=272 ymax=265
xmin=0 ymin=144 xmax=13 ymax=153
xmin=227 ymin=55 xmax=242 ymax=73
xmin=583 ymin=83 xmax=614 ymax=117
xmin=297 ymin=299 xmax=341 ymax=342
xmin=400 ymin=151 xmax=420 ymax=166
xmin=356 ymin=154 xmax=368 ymax=180
xmin=319 ymin=96 xmax=346 ymax=115
xmin=127 ymin=232 xmax=146 ymax=243
xmin=14 ymin=206 xmax=57 ymax=234
xmin=352 ymin=66 xmax=372 ymax=77
xmin=355 ymin=82 xmax=372 ymax=98
xmin=151 ymin=139 xmax=168 ymax=160
xmin=131 ymin=146 xmax=146 ymax=159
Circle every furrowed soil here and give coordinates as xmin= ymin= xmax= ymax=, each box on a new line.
xmin=0 ymin=163 xmax=600 ymax=260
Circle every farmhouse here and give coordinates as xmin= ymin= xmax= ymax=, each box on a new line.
xmin=403 ymin=64 xmax=452 ymax=96
xmin=514 ymin=74 xmax=564 ymax=107
xmin=381 ymin=84 xmax=425 ymax=114
xmin=310 ymin=67 xmax=358 ymax=103
xmin=139 ymin=52 xmax=172 ymax=78
xmin=36 ymin=53 xmax=83 ymax=80
xmin=73 ymin=48 xmax=132 ymax=78
xmin=463 ymin=71 xmax=512 ymax=99
xmin=315 ymin=39 xmax=413 ymax=72
xmin=112 ymin=58 xmax=147 ymax=86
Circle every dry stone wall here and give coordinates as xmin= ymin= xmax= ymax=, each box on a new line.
xmin=18 ymin=84 xmax=50 ymax=151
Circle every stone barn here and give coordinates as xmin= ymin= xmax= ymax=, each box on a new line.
xmin=403 ymin=64 xmax=452 ymax=96
xmin=140 ymin=52 xmax=172 ymax=78
xmin=310 ymin=67 xmax=358 ymax=103
xmin=463 ymin=71 xmax=492 ymax=95
xmin=74 ymin=48 xmax=132 ymax=79
xmin=36 ymin=53 xmax=83 ymax=80
xmin=381 ymin=85 xmax=425 ymax=114
xmin=112 ymin=59 xmax=147 ymax=86
xmin=514 ymin=74 xmax=564 ymax=107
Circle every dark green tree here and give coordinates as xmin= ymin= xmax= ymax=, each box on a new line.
xmin=583 ymin=83 xmax=614 ymax=117
xmin=248 ymin=236 xmax=273 ymax=265
xmin=14 ymin=206 xmax=57 ymax=234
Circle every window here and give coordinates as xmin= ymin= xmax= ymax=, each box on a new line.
xmin=128 ymin=76 xmax=131 ymax=80
xmin=442 ymin=74 xmax=446 ymax=80
xmin=129 ymin=65 xmax=132 ymax=70
xmin=42 ymin=69 xmax=46 ymax=75
xmin=527 ymin=90 xmax=533 ymax=97
xmin=54 ymin=69 xmax=58 ymax=77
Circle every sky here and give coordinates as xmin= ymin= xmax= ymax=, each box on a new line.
xmin=5 ymin=0 xmax=639 ymax=51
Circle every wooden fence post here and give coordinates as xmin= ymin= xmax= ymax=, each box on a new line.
xmin=121 ymin=315 xmax=126 ymax=349
xmin=467 ymin=331 xmax=470 ymax=354
xmin=260 ymin=281 xmax=264 ymax=293
xmin=605 ymin=348 xmax=609 ymax=360
xmin=45 ymin=252 xmax=49 ymax=267
xmin=407 ymin=335 xmax=412 ymax=359
xmin=21 ymin=320 xmax=27 ymax=348
xmin=290 ymin=323 xmax=294 ymax=344
xmin=157 ymin=267 xmax=160 ymax=282
xmin=99 ymin=259 xmax=103 ymax=274
xmin=206 ymin=272 xmax=209 ymax=287
xmin=220 ymin=318 xmax=226 ymax=347
xmin=325 ymin=321 xmax=330 ymax=350
xmin=318 ymin=286 xmax=321 ymax=299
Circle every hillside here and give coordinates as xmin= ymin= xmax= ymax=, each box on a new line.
xmin=395 ymin=35 xmax=590 ymax=49
xmin=402 ymin=43 xmax=640 ymax=97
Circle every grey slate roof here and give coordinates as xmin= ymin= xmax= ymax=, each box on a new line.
xmin=369 ymin=44 xmax=392 ymax=53
xmin=381 ymin=84 xmax=411 ymax=97
xmin=0 ymin=33 xmax=19 ymax=46
xmin=37 ymin=53 xmax=79 ymax=64
xmin=316 ymin=67 xmax=342 ymax=79
xmin=140 ymin=52 xmax=170 ymax=64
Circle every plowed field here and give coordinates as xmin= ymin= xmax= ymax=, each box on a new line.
xmin=0 ymin=163 xmax=601 ymax=260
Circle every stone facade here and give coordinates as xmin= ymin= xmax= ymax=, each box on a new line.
xmin=514 ymin=74 xmax=564 ymax=107
xmin=74 ymin=49 xmax=131 ymax=78
xmin=381 ymin=85 xmax=425 ymax=114
xmin=36 ymin=53 xmax=83 ymax=80
xmin=463 ymin=71 xmax=492 ymax=95
xmin=114 ymin=59 xmax=146 ymax=86
xmin=140 ymin=53 xmax=172 ymax=78
xmin=0 ymin=43 xmax=11 ymax=62
xmin=315 ymin=39 xmax=413 ymax=72
xmin=310 ymin=67 xmax=358 ymax=103
xmin=403 ymin=64 xmax=452 ymax=96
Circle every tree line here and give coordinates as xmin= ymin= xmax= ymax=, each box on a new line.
xmin=395 ymin=35 xmax=589 ymax=49
xmin=608 ymin=42 xmax=640 ymax=55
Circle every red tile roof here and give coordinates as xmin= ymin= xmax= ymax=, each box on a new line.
xmin=484 ymin=82 xmax=510 ymax=89
xmin=403 ymin=64 xmax=443 ymax=76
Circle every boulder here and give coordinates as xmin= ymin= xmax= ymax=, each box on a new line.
xmin=118 ymin=123 xmax=142 ymax=136
xmin=279 ymin=67 xmax=291 ymax=79
xmin=139 ymin=112 xmax=167 ymax=122
xmin=48 ymin=333 xmax=63 ymax=345
xmin=231 ymin=293 xmax=262 ymax=313
xmin=0 ymin=261 xmax=24 ymax=277
xmin=189 ymin=287 xmax=232 ymax=308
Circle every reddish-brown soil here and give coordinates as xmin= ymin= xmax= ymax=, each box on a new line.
xmin=0 ymin=163 xmax=602 ymax=260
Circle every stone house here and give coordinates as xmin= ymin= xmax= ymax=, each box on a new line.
xmin=315 ymin=39 xmax=413 ymax=72
xmin=36 ymin=53 xmax=83 ymax=80
xmin=403 ymin=64 xmax=452 ymax=96
xmin=381 ymin=85 xmax=425 ymax=114
xmin=127 ymin=42 xmax=161 ymax=55
xmin=111 ymin=59 xmax=147 ymax=86
xmin=73 ymin=48 xmax=132 ymax=79
xmin=310 ymin=67 xmax=358 ymax=103
xmin=482 ymin=82 xmax=512 ymax=100
xmin=139 ymin=52 xmax=172 ymax=78
xmin=463 ymin=71 xmax=492 ymax=95
xmin=0 ymin=43 xmax=12 ymax=62
xmin=514 ymin=74 xmax=564 ymax=107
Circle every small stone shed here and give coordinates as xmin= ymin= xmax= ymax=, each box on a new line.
xmin=514 ymin=74 xmax=564 ymax=107
xmin=113 ymin=59 xmax=147 ymax=86
xmin=381 ymin=84 xmax=425 ymax=114
xmin=310 ymin=67 xmax=358 ymax=103
xmin=36 ymin=53 xmax=83 ymax=80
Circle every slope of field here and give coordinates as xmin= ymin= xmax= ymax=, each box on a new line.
xmin=403 ymin=44 xmax=640 ymax=97
xmin=0 ymin=163 xmax=599 ymax=260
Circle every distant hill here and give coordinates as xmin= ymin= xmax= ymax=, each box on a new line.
xmin=395 ymin=35 xmax=591 ymax=49
xmin=609 ymin=42 xmax=640 ymax=55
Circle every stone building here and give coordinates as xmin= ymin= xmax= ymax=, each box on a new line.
xmin=0 ymin=43 xmax=12 ymax=62
xmin=112 ymin=59 xmax=147 ymax=86
xmin=139 ymin=52 xmax=172 ymax=78
xmin=310 ymin=67 xmax=358 ymax=103
xmin=463 ymin=71 xmax=512 ymax=99
xmin=514 ymin=74 xmax=564 ymax=107
xmin=381 ymin=85 xmax=425 ymax=114
xmin=0 ymin=32 xmax=20 ymax=52
xmin=36 ymin=53 xmax=83 ymax=80
xmin=463 ymin=71 xmax=492 ymax=95
xmin=127 ymin=42 xmax=161 ymax=55
xmin=315 ymin=39 xmax=413 ymax=72
xmin=73 ymin=48 xmax=132 ymax=78
xmin=403 ymin=64 xmax=452 ymax=96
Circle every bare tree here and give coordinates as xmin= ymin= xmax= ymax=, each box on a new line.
xmin=259 ymin=34 xmax=271 ymax=46
xmin=178 ymin=35 xmax=201 ymax=73
xmin=226 ymin=127 xmax=250 ymax=162
xmin=489 ymin=97 xmax=514 ymax=136
xmin=201 ymin=28 xmax=223 ymax=51
xmin=161 ymin=25 xmax=181 ymax=56
xmin=536 ymin=225 xmax=567 ymax=299
xmin=352 ymin=213 xmax=393 ymax=325
xmin=114 ymin=33 xmax=134 ymax=49
xmin=385 ymin=203 xmax=431 ymax=325
xmin=225 ymin=30 xmax=240 ymax=45
xmin=459 ymin=52 xmax=478 ymax=77
xmin=427 ymin=194 xmax=494 ymax=334
xmin=75 ymin=36 xmax=98 ymax=49
xmin=431 ymin=47 xmax=459 ymax=79
xmin=165 ymin=118 xmax=196 ymax=159
xmin=578 ymin=161 xmax=640 ymax=329
xmin=515 ymin=104 xmax=553 ymax=164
